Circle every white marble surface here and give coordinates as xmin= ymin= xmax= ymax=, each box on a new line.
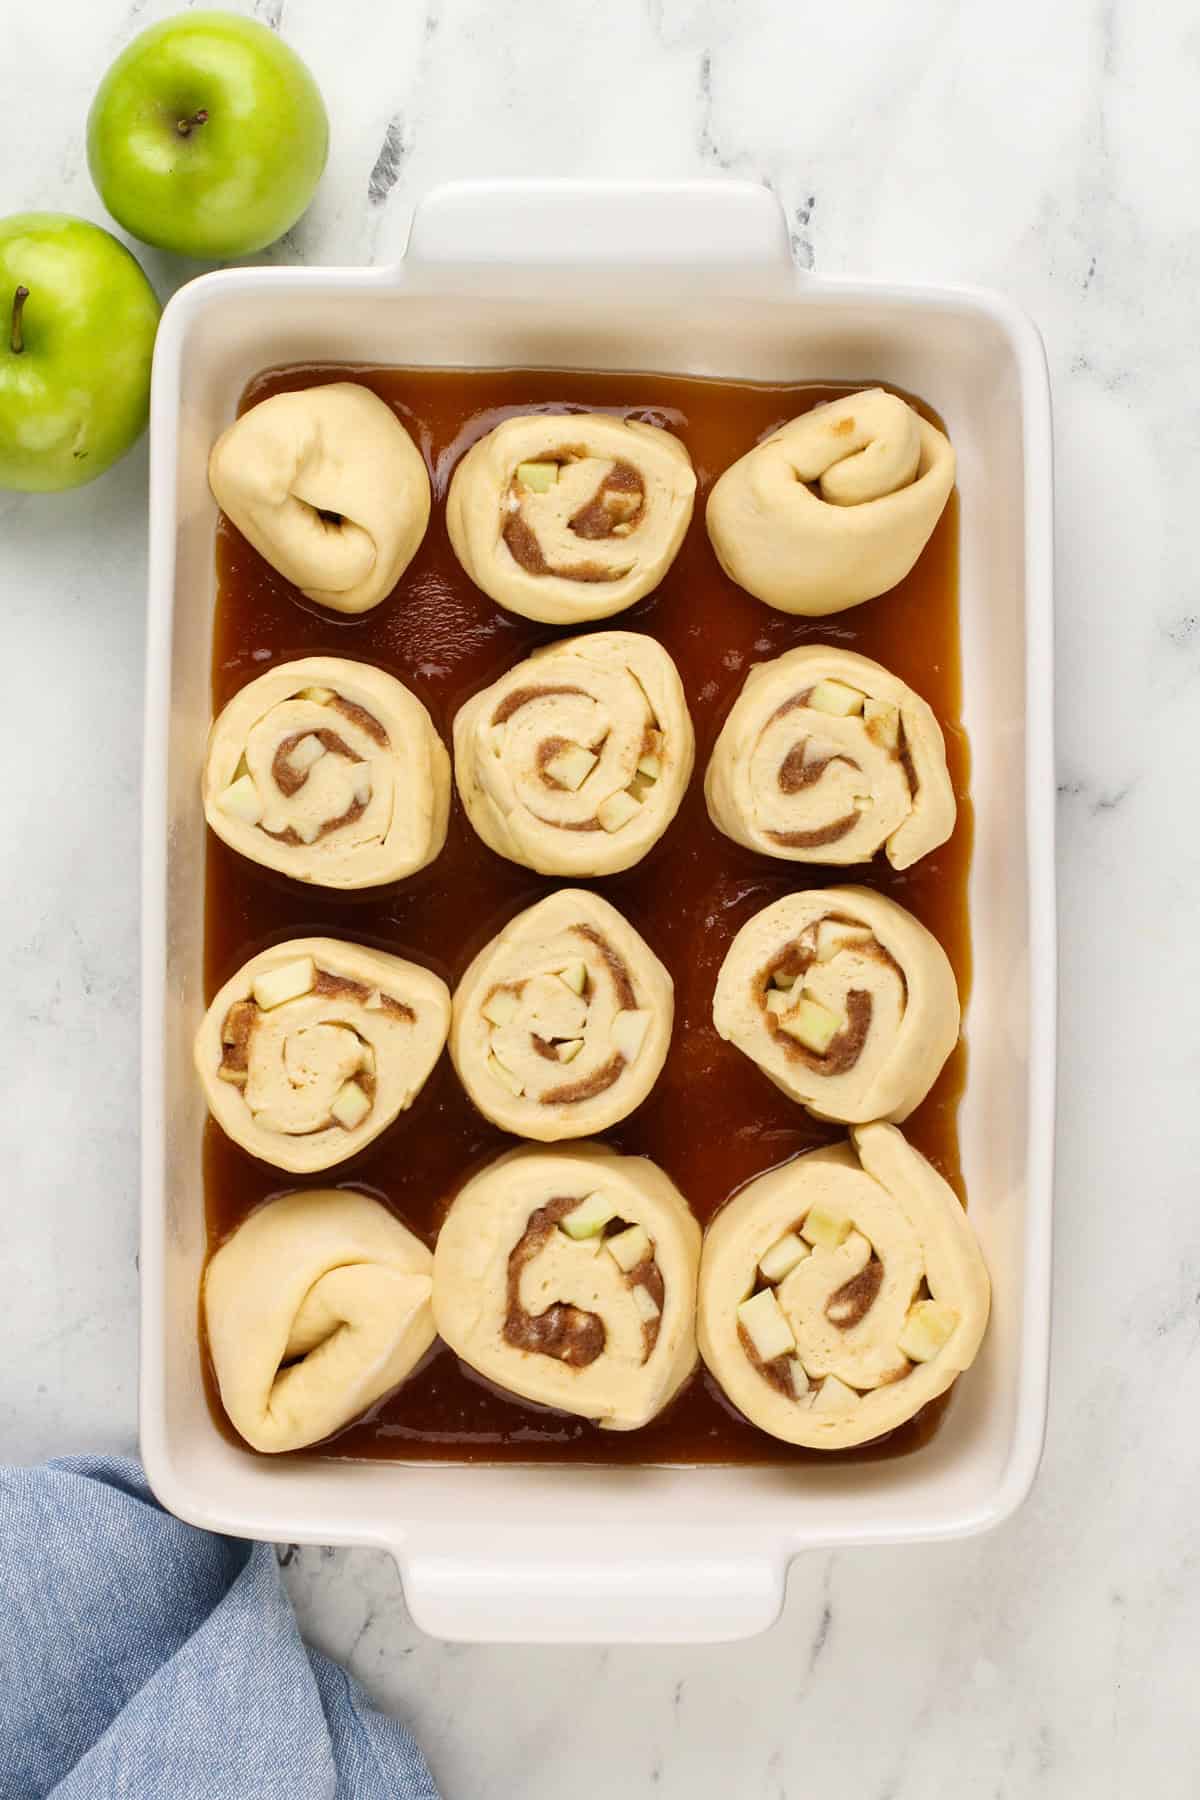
xmin=4 ymin=0 xmax=1198 ymax=1792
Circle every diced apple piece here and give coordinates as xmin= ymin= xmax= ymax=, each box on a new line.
xmin=785 ymin=1357 xmax=810 ymax=1399
xmin=545 ymin=743 xmax=598 ymax=791
xmin=863 ymin=698 xmax=901 ymax=750
xmin=364 ymin=989 xmax=384 ymax=1010
xmin=636 ymin=752 xmax=662 ymax=780
xmin=288 ymin=734 xmax=326 ymax=773
xmin=770 ymin=967 xmax=799 ymax=990
xmin=358 ymin=1043 xmax=376 ymax=1077
xmin=632 ymin=1283 xmax=661 ymax=1322
xmin=352 ymin=765 xmax=372 ymax=806
xmin=560 ymin=1192 xmax=619 ymax=1239
xmin=800 ymin=1205 xmax=853 ymax=1251
xmin=217 ymin=1064 xmax=248 ymax=1085
xmin=812 ymin=1374 xmax=860 ymax=1412
xmin=815 ymin=920 xmax=874 ymax=963
xmin=558 ymin=961 xmax=588 ymax=995
xmin=738 ymin=1288 xmax=796 ymax=1363
xmin=778 ymin=995 xmax=843 ymax=1054
xmin=486 ymin=1053 xmax=525 ymax=1098
xmin=482 ymin=987 xmax=521 ymax=1028
xmin=293 ymin=818 xmax=322 ymax=845
xmin=611 ymin=1008 xmax=650 ymax=1063
xmin=557 ymin=1038 xmax=584 ymax=1063
xmin=606 ymin=1224 xmax=651 ymax=1271
xmin=329 ymin=1080 xmax=371 ymax=1130
xmin=516 ymin=461 xmax=558 ymax=493
xmin=758 ymin=1232 xmax=810 ymax=1284
xmin=217 ymin=774 xmax=263 ymax=827
xmin=300 ymin=686 xmax=335 ymax=704
xmin=898 ymin=1299 xmax=958 ymax=1363
xmin=597 ymin=789 xmax=642 ymax=832
xmin=611 ymin=521 xmax=634 ymax=537
xmin=252 ymin=956 xmax=316 ymax=1011
xmin=765 ymin=988 xmax=792 ymax=1017
xmin=807 ymin=679 xmax=865 ymax=717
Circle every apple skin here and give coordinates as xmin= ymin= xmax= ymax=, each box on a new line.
xmin=86 ymin=12 xmax=329 ymax=260
xmin=0 ymin=213 xmax=160 ymax=493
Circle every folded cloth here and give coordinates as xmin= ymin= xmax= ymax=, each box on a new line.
xmin=0 ymin=1456 xmax=440 ymax=1800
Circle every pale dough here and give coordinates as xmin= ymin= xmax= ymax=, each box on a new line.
xmin=205 ymin=1188 xmax=435 ymax=1453
xmin=706 ymin=388 xmax=955 ymax=616
xmin=446 ymin=412 xmax=695 ymax=623
xmin=712 ymin=886 xmax=959 ymax=1124
xmin=697 ymin=1123 xmax=990 ymax=1449
xmin=433 ymin=1143 xmax=700 ymax=1429
xmin=451 ymin=889 xmax=673 ymax=1141
xmin=203 ymin=656 xmax=450 ymax=888
xmin=195 ymin=937 xmax=450 ymax=1173
xmin=453 ymin=630 xmax=694 ymax=876
xmin=705 ymin=644 xmax=955 ymax=870
xmin=209 ymin=382 xmax=431 ymax=614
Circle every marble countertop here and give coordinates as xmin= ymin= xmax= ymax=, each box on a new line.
xmin=6 ymin=0 xmax=1195 ymax=1792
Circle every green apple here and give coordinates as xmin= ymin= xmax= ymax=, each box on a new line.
xmin=86 ymin=11 xmax=329 ymax=260
xmin=0 ymin=214 xmax=160 ymax=493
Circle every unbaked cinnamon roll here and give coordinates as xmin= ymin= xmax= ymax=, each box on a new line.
xmin=453 ymin=630 xmax=694 ymax=876
xmin=712 ymin=886 xmax=959 ymax=1124
xmin=196 ymin=938 xmax=450 ymax=1173
xmin=697 ymin=1123 xmax=989 ymax=1449
xmin=451 ymin=889 xmax=672 ymax=1141
xmin=705 ymin=645 xmax=955 ymax=869
xmin=205 ymin=1188 xmax=435 ymax=1453
xmin=209 ymin=382 xmax=431 ymax=614
xmin=446 ymin=412 xmax=696 ymax=623
xmin=706 ymin=389 xmax=955 ymax=616
xmin=433 ymin=1143 xmax=701 ymax=1429
xmin=204 ymin=656 xmax=450 ymax=888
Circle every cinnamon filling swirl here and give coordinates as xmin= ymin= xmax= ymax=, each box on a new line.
xmin=503 ymin=1196 xmax=664 ymax=1367
xmin=503 ymin=456 xmax=647 ymax=582
xmin=504 ymin=1199 xmax=607 ymax=1367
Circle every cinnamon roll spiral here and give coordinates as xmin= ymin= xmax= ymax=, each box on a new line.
xmin=698 ymin=1124 xmax=990 ymax=1449
xmin=451 ymin=890 xmax=672 ymax=1141
xmin=204 ymin=656 xmax=450 ymax=888
xmin=433 ymin=1143 xmax=701 ymax=1430
xmin=712 ymin=887 xmax=959 ymax=1124
xmin=453 ymin=631 xmax=694 ymax=877
xmin=705 ymin=645 xmax=955 ymax=869
xmin=195 ymin=938 xmax=451 ymax=1173
xmin=447 ymin=412 xmax=696 ymax=623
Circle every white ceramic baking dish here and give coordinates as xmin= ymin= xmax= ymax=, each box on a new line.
xmin=141 ymin=178 xmax=1055 ymax=1644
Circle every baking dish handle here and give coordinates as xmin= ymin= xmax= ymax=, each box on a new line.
xmin=404 ymin=178 xmax=796 ymax=276
xmin=396 ymin=1547 xmax=786 ymax=1644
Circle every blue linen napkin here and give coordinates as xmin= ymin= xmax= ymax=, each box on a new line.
xmin=0 ymin=1455 xmax=440 ymax=1800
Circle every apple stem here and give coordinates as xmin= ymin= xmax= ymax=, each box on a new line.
xmin=10 ymin=286 xmax=28 ymax=356
xmin=176 ymin=108 xmax=209 ymax=137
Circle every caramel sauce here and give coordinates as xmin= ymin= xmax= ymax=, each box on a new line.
xmin=204 ymin=365 xmax=971 ymax=1465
